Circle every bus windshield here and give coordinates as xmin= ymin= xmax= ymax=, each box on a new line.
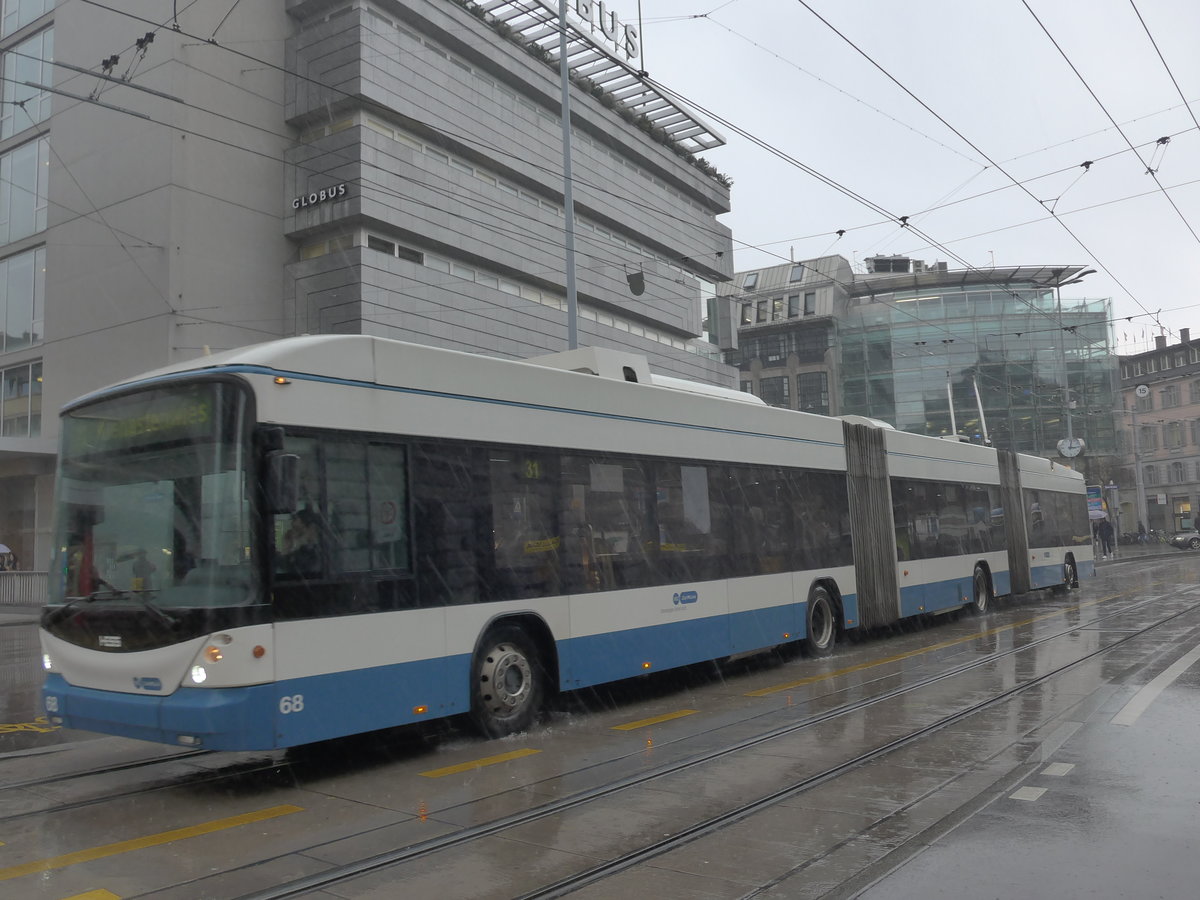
xmin=49 ymin=380 xmax=256 ymax=610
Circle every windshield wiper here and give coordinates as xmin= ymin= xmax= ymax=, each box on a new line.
xmin=125 ymin=590 xmax=179 ymax=628
xmin=45 ymin=589 xmax=125 ymax=624
xmin=47 ymin=589 xmax=177 ymax=629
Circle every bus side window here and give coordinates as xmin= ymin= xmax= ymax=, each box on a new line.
xmin=325 ymin=441 xmax=370 ymax=574
xmin=488 ymin=451 xmax=561 ymax=600
xmin=274 ymin=436 xmax=324 ymax=579
xmin=413 ymin=442 xmax=478 ymax=606
xmin=368 ymin=443 xmax=409 ymax=570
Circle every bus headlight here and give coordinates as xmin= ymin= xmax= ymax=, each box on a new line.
xmin=204 ymin=645 xmax=223 ymax=663
xmin=42 ymin=653 xmax=53 ymax=671
xmin=190 ymin=665 xmax=208 ymax=684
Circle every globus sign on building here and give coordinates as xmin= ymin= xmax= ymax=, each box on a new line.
xmin=532 ymin=0 xmax=640 ymax=60
xmin=292 ymin=183 xmax=348 ymax=209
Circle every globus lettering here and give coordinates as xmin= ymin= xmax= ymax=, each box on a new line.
xmin=292 ymin=183 xmax=348 ymax=209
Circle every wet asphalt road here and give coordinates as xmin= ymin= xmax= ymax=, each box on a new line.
xmin=1 ymin=547 xmax=1198 ymax=898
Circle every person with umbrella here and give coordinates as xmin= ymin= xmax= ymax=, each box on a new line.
xmin=1097 ymin=517 xmax=1115 ymax=559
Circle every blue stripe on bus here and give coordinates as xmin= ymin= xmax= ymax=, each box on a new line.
xmin=45 ymin=560 xmax=1082 ymax=751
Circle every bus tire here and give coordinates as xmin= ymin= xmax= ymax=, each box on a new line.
xmin=803 ymin=585 xmax=837 ymax=657
xmin=469 ymin=625 xmax=544 ymax=738
xmin=1064 ymin=557 xmax=1078 ymax=589
xmin=966 ymin=566 xmax=990 ymax=615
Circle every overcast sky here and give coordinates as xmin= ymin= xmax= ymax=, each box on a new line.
xmin=635 ymin=0 xmax=1200 ymax=355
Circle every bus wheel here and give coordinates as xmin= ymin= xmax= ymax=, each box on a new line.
xmin=469 ymin=626 xmax=544 ymax=738
xmin=803 ymin=586 xmax=837 ymax=657
xmin=966 ymin=566 xmax=990 ymax=615
xmin=1064 ymin=558 xmax=1078 ymax=589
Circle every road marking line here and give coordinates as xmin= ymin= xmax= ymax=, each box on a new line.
xmin=1111 ymin=642 xmax=1200 ymax=726
xmin=1042 ymin=763 xmax=1075 ymax=777
xmin=611 ymin=709 xmax=698 ymax=731
xmin=60 ymin=891 xmax=121 ymax=900
xmin=746 ymin=595 xmax=1120 ymax=697
xmin=0 ymin=805 xmax=302 ymax=883
xmin=420 ymin=747 xmax=540 ymax=778
xmin=1010 ymin=786 xmax=1047 ymax=801
xmin=0 ymin=716 xmax=59 ymax=734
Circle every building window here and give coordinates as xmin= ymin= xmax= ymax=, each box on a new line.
xmin=1 ymin=27 xmax=52 ymax=139
xmin=1191 ymin=420 xmax=1200 ymax=447
xmin=1140 ymin=425 xmax=1159 ymax=451
xmin=2 ymin=0 xmax=52 ymax=37
xmin=1171 ymin=461 xmax=1186 ymax=483
xmin=0 ymin=246 xmax=43 ymax=352
xmin=740 ymin=381 xmax=753 ymax=394
xmin=1147 ymin=358 xmax=1158 ymax=373
xmin=804 ymin=292 xmax=816 ymax=316
xmin=789 ymin=263 xmax=805 ymax=283
xmin=1144 ymin=465 xmax=1157 ymax=486
xmin=759 ymin=376 xmax=789 ymax=408
xmin=0 ymin=136 xmax=49 ymax=244
xmin=1167 ymin=421 xmax=1183 ymax=449
xmin=743 ymin=272 xmax=758 ymax=290
xmin=740 ymin=304 xmax=753 ymax=326
xmin=1136 ymin=392 xmax=1154 ymax=412
xmin=367 ymin=235 xmax=395 ymax=255
xmin=797 ymin=372 xmax=829 ymax=415
xmin=771 ymin=296 xmax=783 ymax=320
xmin=787 ymin=294 xmax=800 ymax=317
xmin=1162 ymin=385 xmax=1180 ymax=408
xmin=764 ymin=334 xmax=786 ymax=363
xmin=1191 ymin=381 xmax=1200 ymax=404
xmin=0 ymin=359 xmax=40 ymax=436
xmin=756 ymin=300 xmax=766 ymax=323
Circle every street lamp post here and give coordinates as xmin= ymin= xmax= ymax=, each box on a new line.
xmin=1128 ymin=392 xmax=1151 ymax=532
xmin=1035 ymin=268 xmax=1096 ymax=456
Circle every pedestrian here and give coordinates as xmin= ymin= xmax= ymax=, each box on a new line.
xmin=1097 ymin=518 xmax=1114 ymax=559
xmin=131 ymin=549 xmax=156 ymax=591
xmin=1138 ymin=521 xmax=1148 ymax=544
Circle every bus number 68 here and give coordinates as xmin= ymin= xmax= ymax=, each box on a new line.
xmin=279 ymin=694 xmax=304 ymax=714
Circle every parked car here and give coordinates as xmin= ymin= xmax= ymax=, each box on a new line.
xmin=1170 ymin=530 xmax=1200 ymax=550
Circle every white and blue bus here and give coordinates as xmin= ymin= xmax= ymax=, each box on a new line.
xmin=40 ymin=336 xmax=1092 ymax=750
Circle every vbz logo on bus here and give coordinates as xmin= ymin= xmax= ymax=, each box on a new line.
xmin=672 ymin=590 xmax=698 ymax=606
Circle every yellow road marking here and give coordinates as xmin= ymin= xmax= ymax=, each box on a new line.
xmin=611 ymin=709 xmax=698 ymax=731
xmin=420 ymin=747 xmax=541 ymax=778
xmin=747 ymin=594 xmax=1120 ymax=697
xmin=0 ymin=716 xmax=59 ymax=734
xmin=60 ymin=891 xmax=121 ymax=900
xmin=0 ymin=805 xmax=302 ymax=883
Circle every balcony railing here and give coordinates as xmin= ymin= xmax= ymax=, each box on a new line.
xmin=0 ymin=571 xmax=47 ymax=607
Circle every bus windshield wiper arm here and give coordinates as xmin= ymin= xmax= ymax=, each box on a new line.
xmin=46 ymin=590 xmax=121 ymax=623
xmin=127 ymin=591 xmax=178 ymax=627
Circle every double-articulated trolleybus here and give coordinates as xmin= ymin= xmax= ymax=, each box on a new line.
xmin=40 ymin=336 xmax=1093 ymax=750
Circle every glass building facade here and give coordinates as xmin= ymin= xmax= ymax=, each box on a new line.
xmin=839 ymin=280 xmax=1116 ymax=455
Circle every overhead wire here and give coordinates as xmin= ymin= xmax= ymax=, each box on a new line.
xmin=1126 ymin=0 xmax=1200 ymax=135
xmin=53 ymin=0 xmax=1142 ymax=372
xmin=1020 ymin=0 xmax=1200 ymax=248
xmin=52 ymin=0 xmax=1190 ymax=308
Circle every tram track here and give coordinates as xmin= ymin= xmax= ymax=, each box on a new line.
xmin=199 ymin=587 xmax=1200 ymax=900
xmin=0 ymin=592 xmax=1108 ymax=825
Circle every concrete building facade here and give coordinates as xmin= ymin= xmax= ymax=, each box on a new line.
xmin=0 ymin=0 xmax=736 ymax=569
xmin=1117 ymin=331 xmax=1200 ymax=536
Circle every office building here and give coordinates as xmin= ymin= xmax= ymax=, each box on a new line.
xmin=726 ymin=256 xmax=1118 ymax=465
xmin=0 ymin=0 xmax=736 ymax=568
